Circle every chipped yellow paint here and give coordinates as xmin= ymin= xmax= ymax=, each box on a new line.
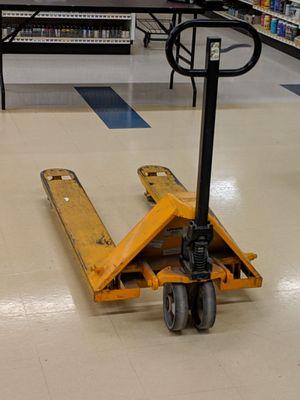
xmin=41 ymin=169 xmax=115 ymax=295
xmin=41 ymin=166 xmax=262 ymax=303
xmin=138 ymin=165 xmax=262 ymax=290
xmin=94 ymin=287 xmax=140 ymax=301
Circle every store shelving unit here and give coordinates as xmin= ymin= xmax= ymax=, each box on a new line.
xmin=214 ymin=9 xmax=245 ymax=21
xmin=212 ymin=1 xmax=300 ymax=58
xmin=253 ymin=5 xmax=300 ymax=25
xmin=2 ymin=11 xmax=132 ymax=20
xmin=256 ymin=23 xmax=300 ymax=46
xmin=1 ymin=10 xmax=135 ymax=54
xmin=238 ymin=0 xmax=253 ymax=5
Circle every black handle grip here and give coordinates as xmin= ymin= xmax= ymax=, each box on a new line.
xmin=166 ymin=19 xmax=261 ymax=77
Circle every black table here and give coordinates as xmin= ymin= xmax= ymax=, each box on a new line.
xmin=0 ymin=0 xmax=224 ymax=109
xmin=0 ymin=0 xmax=222 ymax=13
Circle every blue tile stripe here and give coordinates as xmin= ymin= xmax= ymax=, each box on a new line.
xmin=281 ymin=84 xmax=300 ymax=96
xmin=75 ymin=86 xmax=150 ymax=129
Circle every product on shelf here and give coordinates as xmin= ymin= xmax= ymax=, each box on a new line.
xmin=227 ymin=5 xmax=260 ymax=24
xmin=223 ymin=0 xmax=300 ymax=48
xmin=257 ymin=0 xmax=300 ymax=21
xmin=2 ymin=23 xmax=131 ymax=40
xmin=274 ymin=0 xmax=284 ymax=13
xmin=277 ymin=19 xmax=286 ymax=36
xmin=259 ymin=11 xmax=298 ymax=40
xmin=264 ymin=14 xmax=271 ymax=28
xmin=271 ymin=17 xmax=278 ymax=32
xmin=285 ymin=22 xmax=298 ymax=38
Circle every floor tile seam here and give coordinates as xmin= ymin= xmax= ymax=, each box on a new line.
xmin=121 ymin=335 xmax=236 ymax=389
xmin=33 ymin=343 xmax=54 ymax=400
xmin=9 ymin=111 xmax=37 ymax=149
xmin=108 ymin=333 xmax=220 ymax=352
xmin=108 ymin=314 xmax=150 ymax=399
xmin=21 ymin=305 xmax=76 ymax=318
xmin=108 ymin=312 xmax=132 ymax=349
xmin=145 ymin=384 xmax=244 ymax=400
xmin=235 ymin=379 xmax=300 ymax=392
xmin=0 ymin=235 xmax=29 ymax=312
xmin=204 ymin=342 xmax=243 ymax=389
xmin=17 ymin=305 xmax=54 ymax=400
xmin=53 ymin=101 xmax=111 ymax=141
xmin=126 ymin=355 xmax=152 ymax=400
xmin=255 ymin=287 xmax=300 ymax=295
xmin=0 ymin=266 xmax=64 ymax=278
xmin=3 ymin=112 xmax=25 ymax=143
xmin=77 ymin=313 xmax=123 ymax=354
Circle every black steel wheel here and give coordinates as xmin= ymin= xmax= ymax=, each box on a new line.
xmin=191 ymin=281 xmax=216 ymax=331
xmin=144 ymin=192 xmax=155 ymax=203
xmin=143 ymin=33 xmax=150 ymax=48
xmin=163 ymin=283 xmax=188 ymax=332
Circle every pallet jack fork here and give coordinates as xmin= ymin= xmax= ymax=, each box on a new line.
xmin=41 ymin=20 xmax=262 ymax=332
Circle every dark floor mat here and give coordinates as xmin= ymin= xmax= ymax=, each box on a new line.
xmin=75 ymin=86 xmax=150 ymax=129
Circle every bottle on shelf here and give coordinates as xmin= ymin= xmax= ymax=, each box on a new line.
xmin=264 ymin=14 xmax=271 ymax=28
xmin=285 ymin=3 xmax=291 ymax=15
xmin=2 ymin=17 xmax=132 ymax=43
xmin=277 ymin=19 xmax=286 ymax=36
xmin=271 ymin=17 xmax=278 ymax=32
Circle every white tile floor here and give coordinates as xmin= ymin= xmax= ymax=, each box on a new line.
xmin=0 ymin=26 xmax=299 ymax=400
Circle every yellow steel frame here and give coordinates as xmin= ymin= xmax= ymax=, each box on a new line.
xmin=41 ymin=166 xmax=262 ymax=302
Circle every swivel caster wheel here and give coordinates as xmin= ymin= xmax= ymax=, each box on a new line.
xmin=163 ymin=283 xmax=188 ymax=332
xmin=190 ymin=281 xmax=216 ymax=331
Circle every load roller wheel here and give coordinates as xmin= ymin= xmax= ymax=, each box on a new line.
xmin=144 ymin=192 xmax=155 ymax=203
xmin=163 ymin=283 xmax=188 ymax=332
xmin=190 ymin=281 xmax=216 ymax=331
xmin=143 ymin=33 xmax=150 ymax=48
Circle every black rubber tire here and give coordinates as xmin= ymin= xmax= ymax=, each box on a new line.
xmin=191 ymin=281 xmax=216 ymax=331
xmin=143 ymin=33 xmax=150 ymax=48
xmin=163 ymin=283 xmax=188 ymax=332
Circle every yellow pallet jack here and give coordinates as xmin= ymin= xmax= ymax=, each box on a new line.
xmin=41 ymin=20 xmax=263 ymax=332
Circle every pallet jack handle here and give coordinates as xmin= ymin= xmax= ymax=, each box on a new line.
xmin=166 ymin=19 xmax=261 ymax=226
xmin=165 ymin=20 xmax=261 ymax=277
xmin=166 ymin=19 xmax=261 ymax=78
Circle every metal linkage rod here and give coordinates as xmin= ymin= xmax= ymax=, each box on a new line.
xmin=195 ymin=37 xmax=221 ymax=226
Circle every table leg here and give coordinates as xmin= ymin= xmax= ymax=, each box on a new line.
xmin=0 ymin=53 xmax=5 ymax=111
xmin=169 ymin=13 xmax=182 ymax=91
xmin=190 ymin=12 xmax=197 ymax=107
xmin=0 ymin=10 xmax=5 ymax=110
xmin=169 ymin=13 xmax=177 ymax=90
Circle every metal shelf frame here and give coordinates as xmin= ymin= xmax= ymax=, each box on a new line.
xmin=238 ymin=0 xmax=253 ymax=4
xmin=12 ymin=37 xmax=131 ymax=44
xmin=3 ymin=10 xmax=132 ymax=19
xmin=255 ymin=24 xmax=300 ymax=48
